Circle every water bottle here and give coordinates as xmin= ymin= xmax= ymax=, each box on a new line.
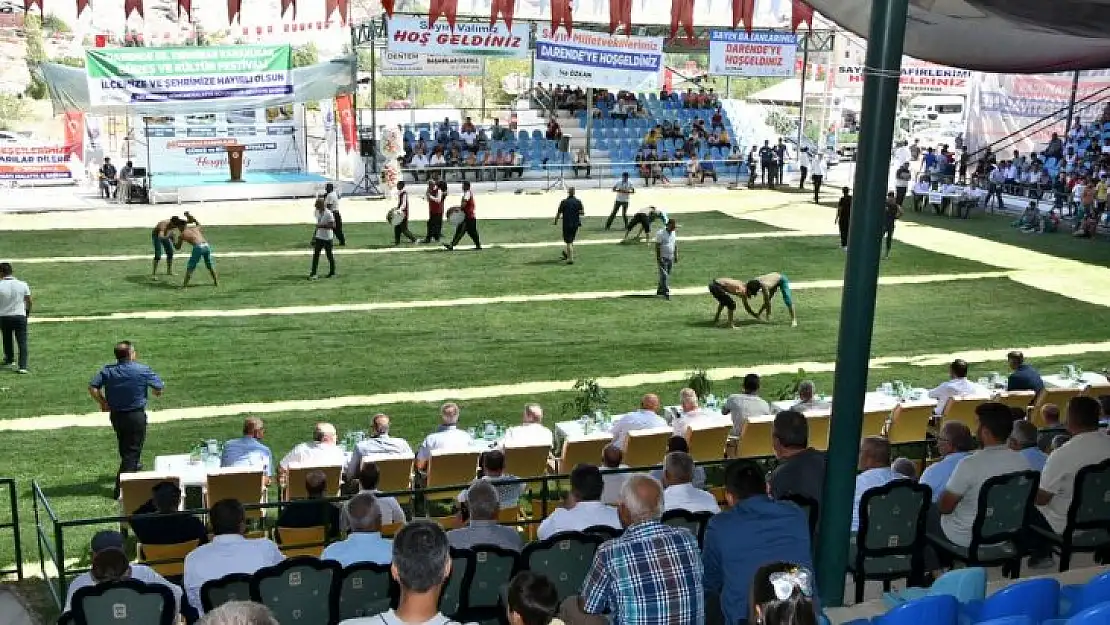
xmin=706 ymin=394 xmax=718 ymax=411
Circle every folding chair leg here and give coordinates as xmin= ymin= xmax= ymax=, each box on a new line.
xmin=1059 ymin=547 xmax=1071 ymax=573
xmin=854 ymin=573 xmax=865 ymax=604
xmin=883 ymin=580 xmax=892 ymax=592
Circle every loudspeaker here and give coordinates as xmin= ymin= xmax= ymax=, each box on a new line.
xmin=359 ymin=138 xmax=376 ymax=157
xmin=557 ymin=136 xmax=571 ymax=153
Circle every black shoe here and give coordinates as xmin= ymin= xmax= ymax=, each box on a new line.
xmin=326 ymin=273 xmax=336 ymax=278
xmin=444 ymin=244 xmax=454 ymax=251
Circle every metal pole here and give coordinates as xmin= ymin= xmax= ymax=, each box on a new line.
xmin=1064 ymin=70 xmax=1081 ymax=138
xmin=585 ymin=87 xmax=594 ymax=157
xmin=815 ymin=0 xmax=909 ymax=608
xmin=725 ymin=75 xmax=731 ymax=98
xmin=143 ymin=118 xmax=152 ymax=190
xmin=796 ymin=33 xmax=809 ymax=149
xmin=481 ymin=76 xmax=487 ymax=121
xmin=369 ymin=19 xmax=379 ymax=174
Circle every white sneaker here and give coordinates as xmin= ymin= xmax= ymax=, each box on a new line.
xmin=16 ymin=369 xmax=28 ymax=375
xmin=308 ymin=275 xmax=319 ymax=281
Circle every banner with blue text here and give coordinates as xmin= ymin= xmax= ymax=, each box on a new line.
xmin=709 ymin=30 xmax=797 ymax=78
xmin=534 ymin=28 xmax=664 ymax=92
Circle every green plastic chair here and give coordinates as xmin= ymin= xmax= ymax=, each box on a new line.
xmin=928 ymin=470 xmax=1040 ymax=578
xmin=462 ymin=546 xmax=520 ymax=621
xmin=661 ymin=509 xmax=713 ymax=548
xmin=1032 ymin=458 xmax=1110 ymax=571
xmin=250 ymin=557 xmax=340 ymax=625
xmin=201 ymin=573 xmax=253 ymax=612
xmin=70 ymin=579 xmax=175 ymax=625
xmin=439 ymin=549 xmax=472 ymax=619
xmin=517 ymin=531 xmax=606 ymax=602
xmin=330 ymin=562 xmax=396 ymax=621
xmin=847 ymin=480 xmax=931 ymax=603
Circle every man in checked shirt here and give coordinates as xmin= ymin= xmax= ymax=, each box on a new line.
xmin=559 ymin=474 xmax=704 ymax=625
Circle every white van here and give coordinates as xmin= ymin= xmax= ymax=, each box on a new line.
xmin=908 ymin=96 xmax=965 ymax=126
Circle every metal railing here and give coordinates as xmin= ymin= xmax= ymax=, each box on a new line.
xmin=32 ymin=480 xmax=62 ymax=606
xmin=0 ymin=478 xmax=22 ymax=581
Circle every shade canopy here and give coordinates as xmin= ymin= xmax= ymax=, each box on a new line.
xmin=808 ymin=0 xmax=1110 ymax=73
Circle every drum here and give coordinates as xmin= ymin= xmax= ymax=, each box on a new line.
xmin=447 ymin=206 xmax=465 ymax=226
xmin=387 ymin=209 xmax=405 ymax=227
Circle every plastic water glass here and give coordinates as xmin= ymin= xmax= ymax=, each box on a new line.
xmin=881 ymin=382 xmax=894 ymax=396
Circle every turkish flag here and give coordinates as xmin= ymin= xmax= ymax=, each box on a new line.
xmin=490 ymin=0 xmax=514 ymax=29
xmin=227 ymin=0 xmax=242 ymax=24
xmin=281 ymin=0 xmax=296 ymax=18
xmin=64 ymin=111 xmax=84 ymax=161
xmin=669 ymin=0 xmax=695 ymax=42
xmin=335 ymin=94 xmax=357 ymax=153
xmin=124 ymin=0 xmax=144 ymax=19
xmin=792 ymin=0 xmax=814 ymax=32
xmin=94 ymin=34 xmax=107 ymax=47
xmin=76 ymin=0 xmax=91 ymax=16
xmin=381 ymin=0 xmax=395 ymax=17
xmin=550 ymin=0 xmax=572 ymax=36
xmin=177 ymin=0 xmax=191 ymax=19
xmin=610 ymin=0 xmax=631 ymax=36
xmin=731 ymin=0 xmax=755 ymax=33
xmin=428 ymin=0 xmax=458 ymax=30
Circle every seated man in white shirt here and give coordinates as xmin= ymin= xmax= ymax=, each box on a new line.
xmin=662 ymin=451 xmax=719 ymax=514
xmin=926 ymin=402 xmax=1030 ymax=560
xmin=340 ymin=521 xmax=456 ymax=625
xmin=322 ymin=493 xmax=393 ymax=568
xmin=1031 ymin=396 xmax=1110 ymax=566
xmin=415 ymin=402 xmax=476 ymax=471
xmin=927 ymin=359 xmax=989 ymax=415
xmin=790 ymin=380 xmax=830 ymax=413
xmin=409 ymin=150 xmax=429 ymax=182
xmin=184 ymin=499 xmax=284 ymax=616
xmin=599 ymin=445 xmax=629 ymax=506
xmin=279 ymin=422 xmax=347 ymax=476
xmin=537 ymin=464 xmax=622 ymax=540
xmin=671 ymin=387 xmax=714 ymax=436
xmin=346 ymin=413 xmax=415 ymax=479
xmin=500 ymin=403 xmax=554 ymax=450
xmin=608 ymin=393 xmax=667 ymax=449
xmin=722 ymin=373 xmax=772 ymax=437
xmin=851 ymin=436 xmax=907 ymax=531
xmin=65 ymin=530 xmax=182 ymax=614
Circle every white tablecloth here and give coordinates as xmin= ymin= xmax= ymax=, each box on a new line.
xmin=771 ymin=390 xmax=935 ymax=415
xmin=555 ymin=420 xmax=615 ymax=442
xmin=154 ymin=454 xmax=212 ymax=488
xmin=1043 ymin=372 xmax=1110 ymax=390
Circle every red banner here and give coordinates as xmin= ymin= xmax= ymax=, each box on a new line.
xmin=123 ymin=0 xmax=143 ymax=18
xmin=76 ymin=0 xmax=90 ymax=16
xmin=609 ymin=0 xmax=631 ymax=36
xmin=792 ymin=0 xmax=814 ymax=33
xmin=227 ymin=0 xmax=242 ymax=24
xmin=551 ymin=0 xmax=573 ymax=36
xmin=670 ymin=0 xmax=696 ymax=42
xmin=23 ymin=0 xmax=41 ymax=17
xmin=381 ymin=0 xmax=395 ymax=17
xmin=64 ymin=111 xmax=84 ymax=160
xmin=178 ymin=0 xmax=192 ymax=19
xmin=428 ymin=0 xmax=458 ymax=30
xmin=732 ymin=0 xmax=755 ymax=32
xmin=490 ymin=0 xmax=514 ymax=29
xmin=335 ymin=94 xmax=357 ymax=154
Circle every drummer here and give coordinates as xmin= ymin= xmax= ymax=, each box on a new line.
xmin=422 ymin=177 xmax=446 ymax=244
xmin=622 ymin=205 xmax=667 ymax=243
xmin=392 ymin=181 xmax=417 ymax=246
xmin=445 ymin=181 xmax=481 ymax=251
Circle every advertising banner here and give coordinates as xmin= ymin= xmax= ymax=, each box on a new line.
xmin=386 ymin=16 xmax=530 ymax=58
xmin=708 ymin=30 xmax=797 ymax=78
xmin=137 ymin=105 xmax=304 ymax=175
xmin=835 ymin=60 xmax=972 ymax=95
xmin=85 ymin=45 xmax=293 ymax=106
xmin=335 ymin=94 xmax=357 ymax=154
xmin=534 ymin=28 xmax=664 ymax=92
xmin=966 ymin=70 xmax=1110 ymax=155
xmin=381 ymin=51 xmax=484 ymax=77
xmin=0 ymin=145 xmax=78 ymax=181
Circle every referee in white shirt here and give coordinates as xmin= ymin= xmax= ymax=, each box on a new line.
xmin=308 ymin=198 xmax=336 ymax=280
xmin=655 ymin=218 xmax=678 ymax=300
xmin=0 ymin=263 xmax=31 ymax=374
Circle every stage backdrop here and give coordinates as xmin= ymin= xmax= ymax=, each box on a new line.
xmin=133 ymin=105 xmax=306 ymax=176
xmin=86 ymin=45 xmax=293 ymax=107
xmin=708 ymin=30 xmax=798 ymax=78
xmin=534 ymin=28 xmax=664 ymax=92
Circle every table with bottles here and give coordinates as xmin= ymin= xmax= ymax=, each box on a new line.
xmin=1042 ymin=365 xmax=1109 ymax=390
xmin=554 ymin=410 xmax=619 ymax=446
xmin=771 ymin=381 xmax=935 ymax=414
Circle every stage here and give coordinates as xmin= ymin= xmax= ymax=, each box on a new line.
xmin=148 ymin=171 xmax=329 ymax=204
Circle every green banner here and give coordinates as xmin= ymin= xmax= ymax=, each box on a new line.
xmin=85 ymin=45 xmax=292 ymax=106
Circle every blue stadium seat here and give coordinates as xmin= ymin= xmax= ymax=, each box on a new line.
xmin=878 ymin=595 xmax=958 ymax=625
xmin=1061 ymin=572 xmax=1110 ymax=619
xmin=963 ymin=578 xmax=1059 ymax=625
xmin=1067 ymin=602 xmax=1110 ymax=625
xmin=976 ymin=618 xmax=1033 ymax=625
xmin=531 ymin=130 xmax=543 ymax=140
xmin=403 ymin=131 xmax=415 ymax=143
xmin=884 ymin=568 xmax=987 ymax=610
xmin=518 ymin=131 xmax=529 ymax=142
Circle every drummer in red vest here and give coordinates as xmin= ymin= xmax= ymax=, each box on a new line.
xmin=445 ymin=180 xmax=482 ymax=251
xmin=392 ymin=181 xmax=418 ymax=246
xmin=422 ymin=177 xmax=446 ymax=244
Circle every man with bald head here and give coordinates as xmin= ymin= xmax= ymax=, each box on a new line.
xmin=609 ymin=394 xmax=668 ymax=449
xmin=276 ymin=469 xmax=341 ymax=540
xmin=346 ymin=413 xmax=414 ymax=479
xmin=322 ymin=492 xmax=391 ymax=567
xmin=600 ymin=445 xmax=629 ymax=505
xmin=222 ymin=418 xmax=274 ymax=480
xmin=416 ymin=402 xmax=476 ymax=471
xmin=562 ymin=474 xmax=704 ymax=624
xmin=279 ymin=422 xmax=347 ymax=476
xmin=851 ymin=436 xmax=907 ymax=531
xmin=500 ymin=403 xmax=555 ymax=449
xmin=920 ymin=421 xmax=975 ymax=502
xmin=1037 ymin=403 xmax=1063 ymax=452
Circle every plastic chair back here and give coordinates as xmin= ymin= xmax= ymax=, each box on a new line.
xmin=1070 ymin=572 xmax=1110 ymax=616
xmin=1069 ymin=601 xmax=1110 ymax=625
xmin=877 ymin=595 xmax=958 ymax=625
xmin=929 ymin=567 xmax=987 ymax=604
xmin=977 ymin=618 xmax=1032 ymax=625
xmin=980 ymin=578 xmax=1060 ymax=623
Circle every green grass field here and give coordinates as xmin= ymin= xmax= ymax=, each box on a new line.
xmin=2 ymin=206 xmax=1109 ymax=583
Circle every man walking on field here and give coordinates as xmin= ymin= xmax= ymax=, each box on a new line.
xmin=655 ymin=218 xmax=678 ymax=300
xmin=555 ymin=187 xmax=585 ymax=265
xmin=0 ymin=262 xmax=31 ymax=374
xmin=174 ymin=214 xmax=219 ymax=288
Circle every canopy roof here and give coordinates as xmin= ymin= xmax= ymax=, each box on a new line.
xmin=807 ymin=0 xmax=1110 ymax=73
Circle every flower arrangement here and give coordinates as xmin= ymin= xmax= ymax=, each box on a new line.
xmin=381 ymin=161 xmax=401 ymax=196
xmin=380 ymin=127 xmax=405 ymax=160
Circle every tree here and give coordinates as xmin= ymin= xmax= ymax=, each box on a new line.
xmin=23 ymin=14 xmax=47 ymax=99
xmin=51 ymin=56 xmax=85 ymax=68
xmin=292 ymin=43 xmax=319 ymax=68
xmin=0 ymin=95 xmax=28 ymax=131
xmin=41 ymin=13 xmax=70 ymax=34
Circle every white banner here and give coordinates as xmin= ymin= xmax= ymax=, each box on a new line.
xmin=136 ymin=105 xmax=305 ymax=175
xmin=836 ymin=60 xmax=973 ymax=95
xmin=708 ymin=30 xmax=797 ymax=78
xmin=380 ymin=51 xmax=484 ymax=77
xmin=386 ymin=16 xmax=530 ymax=58
xmin=534 ymin=28 xmax=664 ymax=92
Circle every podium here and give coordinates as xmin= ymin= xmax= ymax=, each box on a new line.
xmin=225 ymin=144 xmax=245 ymax=182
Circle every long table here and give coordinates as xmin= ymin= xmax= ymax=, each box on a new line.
xmin=771 ymin=390 xmax=935 ymax=415
xmin=1043 ymin=372 xmax=1110 ymax=390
